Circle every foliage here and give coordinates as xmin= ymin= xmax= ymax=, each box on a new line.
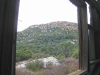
xmin=16 ymin=49 xmax=33 ymax=62
xmin=32 ymin=53 xmax=50 ymax=59
xmin=46 ymin=62 xmax=53 ymax=69
xmin=16 ymin=21 xmax=79 ymax=75
xmin=16 ymin=57 xmax=79 ymax=75
xmin=70 ymin=47 xmax=79 ymax=59
xmin=25 ymin=60 xmax=44 ymax=71
xmin=58 ymin=42 xmax=75 ymax=57
xmin=16 ymin=21 xmax=79 ymax=61
xmin=54 ymin=55 xmax=65 ymax=60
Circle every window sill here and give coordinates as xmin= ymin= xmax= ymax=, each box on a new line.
xmin=67 ymin=70 xmax=87 ymax=75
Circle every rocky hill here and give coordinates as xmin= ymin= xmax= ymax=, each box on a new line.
xmin=17 ymin=21 xmax=78 ymax=42
xmin=28 ymin=21 xmax=78 ymax=30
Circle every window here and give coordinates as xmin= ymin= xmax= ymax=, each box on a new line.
xmin=1 ymin=0 xmax=100 ymax=75
xmin=16 ymin=0 xmax=79 ymax=75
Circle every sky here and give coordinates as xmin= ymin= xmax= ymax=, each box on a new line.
xmin=17 ymin=0 xmax=78 ymax=31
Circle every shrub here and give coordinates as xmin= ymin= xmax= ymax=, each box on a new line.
xmin=54 ymin=55 xmax=65 ymax=60
xmin=32 ymin=53 xmax=50 ymax=59
xmin=70 ymin=48 xmax=79 ymax=59
xmin=59 ymin=57 xmax=79 ymax=73
xmin=16 ymin=49 xmax=33 ymax=62
xmin=16 ymin=57 xmax=79 ymax=75
xmin=34 ymin=65 xmax=68 ymax=75
xmin=46 ymin=62 xmax=53 ymax=69
xmin=34 ymin=57 xmax=79 ymax=75
xmin=25 ymin=60 xmax=44 ymax=71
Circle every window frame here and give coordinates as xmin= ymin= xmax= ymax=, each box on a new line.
xmin=69 ymin=0 xmax=100 ymax=75
xmin=70 ymin=0 xmax=88 ymax=70
xmin=1 ymin=0 xmax=98 ymax=75
xmin=69 ymin=0 xmax=89 ymax=74
xmin=0 ymin=0 xmax=20 ymax=75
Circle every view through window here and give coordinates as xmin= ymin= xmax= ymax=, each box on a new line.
xmin=16 ymin=0 xmax=79 ymax=75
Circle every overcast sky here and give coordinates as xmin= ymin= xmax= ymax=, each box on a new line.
xmin=17 ymin=0 xmax=78 ymax=31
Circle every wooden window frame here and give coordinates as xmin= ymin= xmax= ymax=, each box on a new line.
xmin=68 ymin=0 xmax=89 ymax=74
xmin=69 ymin=0 xmax=100 ymax=75
xmin=0 ymin=0 xmax=100 ymax=75
xmin=0 ymin=0 xmax=90 ymax=75
xmin=0 ymin=0 xmax=88 ymax=75
xmin=0 ymin=0 xmax=19 ymax=75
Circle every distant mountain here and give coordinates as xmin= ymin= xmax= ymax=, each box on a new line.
xmin=16 ymin=21 xmax=78 ymax=58
xmin=27 ymin=21 xmax=78 ymax=30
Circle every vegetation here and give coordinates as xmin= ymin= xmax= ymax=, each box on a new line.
xmin=26 ymin=60 xmax=44 ymax=71
xmin=16 ymin=49 xmax=33 ymax=62
xmin=16 ymin=21 xmax=79 ymax=62
xmin=16 ymin=57 xmax=79 ymax=75
xmin=16 ymin=21 xmax=79 ymax=75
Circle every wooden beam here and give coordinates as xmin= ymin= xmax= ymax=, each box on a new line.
xmin=78 ymin=5 xmax=88 ymax=70
xmin=89 ymin=3 xmax=100 ymax=75
xmin=88 ymin=24 xmax=98 ymax=32
xmin=91 ymin=63 xmax=100 ymax=75
xmin=68 ymin=70 xmax=87 ymax=75
xmin=98 ymin=0 xmax=100 ymax=4
xmin=90 ymin=7 xmax=100 ymax=59
xmin=0 ymin=0 xmax=19 ymax=75
xmin=86 ymin=0 xmax=100 ymax=14
xmin=90 ymin=59 xmax=100 ymax=65
xmin=69 ymin=0 xmax=86 ymax=7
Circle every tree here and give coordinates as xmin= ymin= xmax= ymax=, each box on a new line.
xmin=70 ymin=47 xmax=79 ymax=59
xmin=58 ymin=42 xmax=75 ymax=57
xmin=16 ymin=49 xmax=33 ymax=62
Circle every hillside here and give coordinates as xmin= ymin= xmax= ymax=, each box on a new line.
xmin=16 ymin=21 xmax=79 ymax=62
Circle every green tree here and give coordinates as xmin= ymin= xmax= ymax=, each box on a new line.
xmin=58 ymin=42 xmax=75 ymax=57
xmin=16 ymin=49 xmax=33 ymax=62
xmin=70 ymin=47 xmax=79 ymax=59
